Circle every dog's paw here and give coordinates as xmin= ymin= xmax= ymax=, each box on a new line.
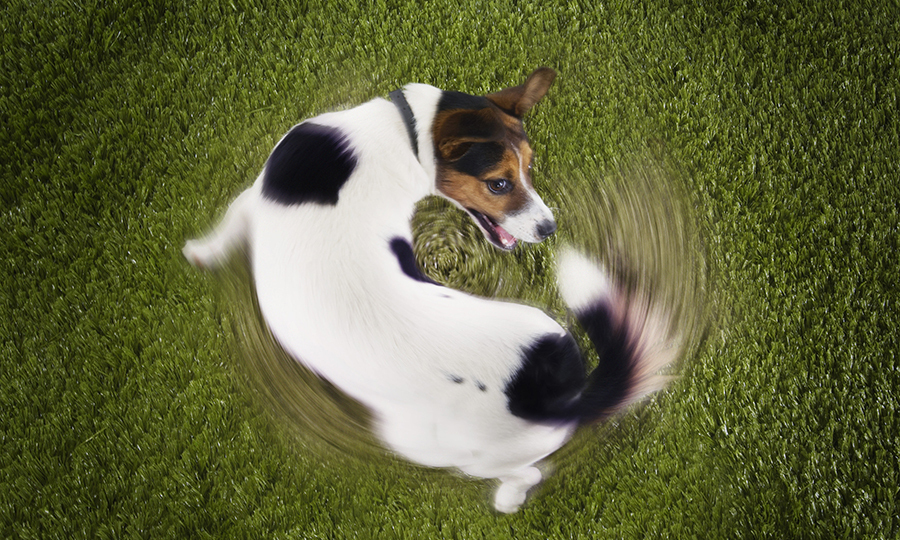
xmin=493 ymin=467 xmax=542 ymax=514
xmin=494 ymin=487 xmax=526 ymax=514
xmin=182 ymin=239 xmax=217 ymax=269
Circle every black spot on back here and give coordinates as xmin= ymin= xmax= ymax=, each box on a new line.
xmin=262 ymin=123 xmax=357 ymax=205
xmin=454 ymin=142 xmax=506 ymax=178
xmin=505 ymin=333 xmax=587 ymax=422
xmin=390 ymin=238 xmax=441 ymax=285
xmin=437 ymin=91 xmax=493 ymax=113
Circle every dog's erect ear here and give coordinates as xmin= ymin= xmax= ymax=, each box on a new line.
xmin=486 ymin=67 xmax=556 ymax=118
xmin=434 ymin=108 xmax=505 ymax=161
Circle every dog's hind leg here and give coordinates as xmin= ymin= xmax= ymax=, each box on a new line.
xmin=493 ymin=466 xmax=542 ymax=514
xmin=183 ymin=187 xmax=255 ymax=269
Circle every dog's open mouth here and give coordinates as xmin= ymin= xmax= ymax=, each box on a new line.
xmin=467 ymin=209 xmax=517 ymax=250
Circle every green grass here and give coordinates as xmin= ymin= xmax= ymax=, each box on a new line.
xmin=2 ymin=0 xmax=898 ymax=538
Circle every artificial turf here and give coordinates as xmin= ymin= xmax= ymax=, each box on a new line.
xmin=2 ymin=0 xmax=898 ymax=538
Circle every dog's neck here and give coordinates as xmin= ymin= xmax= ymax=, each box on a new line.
xmin=392 ymin=83 xmax=441 ymax=195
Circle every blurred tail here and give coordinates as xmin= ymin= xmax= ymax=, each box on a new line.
xmin=556 ymin=248 xmax=677 ymax=423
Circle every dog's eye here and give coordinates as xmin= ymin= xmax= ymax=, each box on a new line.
xmin=487 ymin=179 xmax=512 ymax=195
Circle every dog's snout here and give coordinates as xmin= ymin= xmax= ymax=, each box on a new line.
xmin=536 ymin=219 xmax=557 ymax=240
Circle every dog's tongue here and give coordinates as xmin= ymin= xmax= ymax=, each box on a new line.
xmin=496 ymin=224 xmax=517 ymax=248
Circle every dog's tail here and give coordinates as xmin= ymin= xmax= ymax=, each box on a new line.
xmin=556 ymin=248 xmax=677 ymax=424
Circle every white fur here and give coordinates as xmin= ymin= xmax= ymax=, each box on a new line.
xmin=496 ymin=146 xmax=556 ymax=243
xmin=184 ymin=84 xmax=667 ymax=512
xmin=556 ymin=247 xmax=614 ymax=312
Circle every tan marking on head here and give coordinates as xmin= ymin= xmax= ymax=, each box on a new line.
xmin=431 ymin=68 xmax=556 ymax=245
xmin=436 ymin=135 xmax=536 ymax=222
xmin=432 ymin=108 xmax=506 ymax=160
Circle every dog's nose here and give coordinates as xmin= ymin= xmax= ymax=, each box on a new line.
xmin=535 ymin=219 xmax=557 ymax=240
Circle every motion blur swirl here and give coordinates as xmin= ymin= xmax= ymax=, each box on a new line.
xmin=222 ymin=150 xmax=708 ymax=467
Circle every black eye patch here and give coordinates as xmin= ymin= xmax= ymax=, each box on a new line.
xmin=452 ymin=142 xmax=507 ymax=178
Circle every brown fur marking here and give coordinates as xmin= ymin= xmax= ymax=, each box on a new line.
xmin=432 ymin=68 xmax=554 ymax=223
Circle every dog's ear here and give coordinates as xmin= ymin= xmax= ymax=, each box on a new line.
xmin=486 ymin=67 xmax=556 ymax=117
xmin=434 ymin=108 xmax=505 ymax=161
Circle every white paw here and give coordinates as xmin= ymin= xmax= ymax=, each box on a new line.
xmin=493 ymin=467 xmax=542 ymax=514
xmin=494 ymin=485 xmax=527 ymax=514
xmin=182 ymin=239 xmax=216 ymax=269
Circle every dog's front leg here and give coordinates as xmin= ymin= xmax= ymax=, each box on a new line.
xmin=183 ymin=187 xmax=255 ymax=269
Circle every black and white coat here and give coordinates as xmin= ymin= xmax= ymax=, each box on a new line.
xmin=185 ymin=70 xmax=675 ymax=513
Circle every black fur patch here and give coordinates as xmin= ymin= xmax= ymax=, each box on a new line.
xmin=454 ymin=142 xmax=506 ymax=177
xmin=569 ymin=301 xmax=635 ymax=421
xmin=504 ymin=333 xmax=587 ymax=422
xmin=262 ymin=123 xmax=357 ymax=205
xmin=389 ymin=238 xmax=440 ymax=285
xmin=437 ymin=91 xmax=493 ymax=113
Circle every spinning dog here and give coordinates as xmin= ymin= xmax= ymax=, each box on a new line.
xmin=184 ymin=68 xmax=676 ymax=512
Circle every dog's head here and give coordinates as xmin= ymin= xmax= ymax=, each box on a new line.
xmin=432 ymin=68 xmax=557 ymax=250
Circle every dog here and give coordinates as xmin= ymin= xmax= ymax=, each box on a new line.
xmin=184 ymin=68 xmax=676 ymax=513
